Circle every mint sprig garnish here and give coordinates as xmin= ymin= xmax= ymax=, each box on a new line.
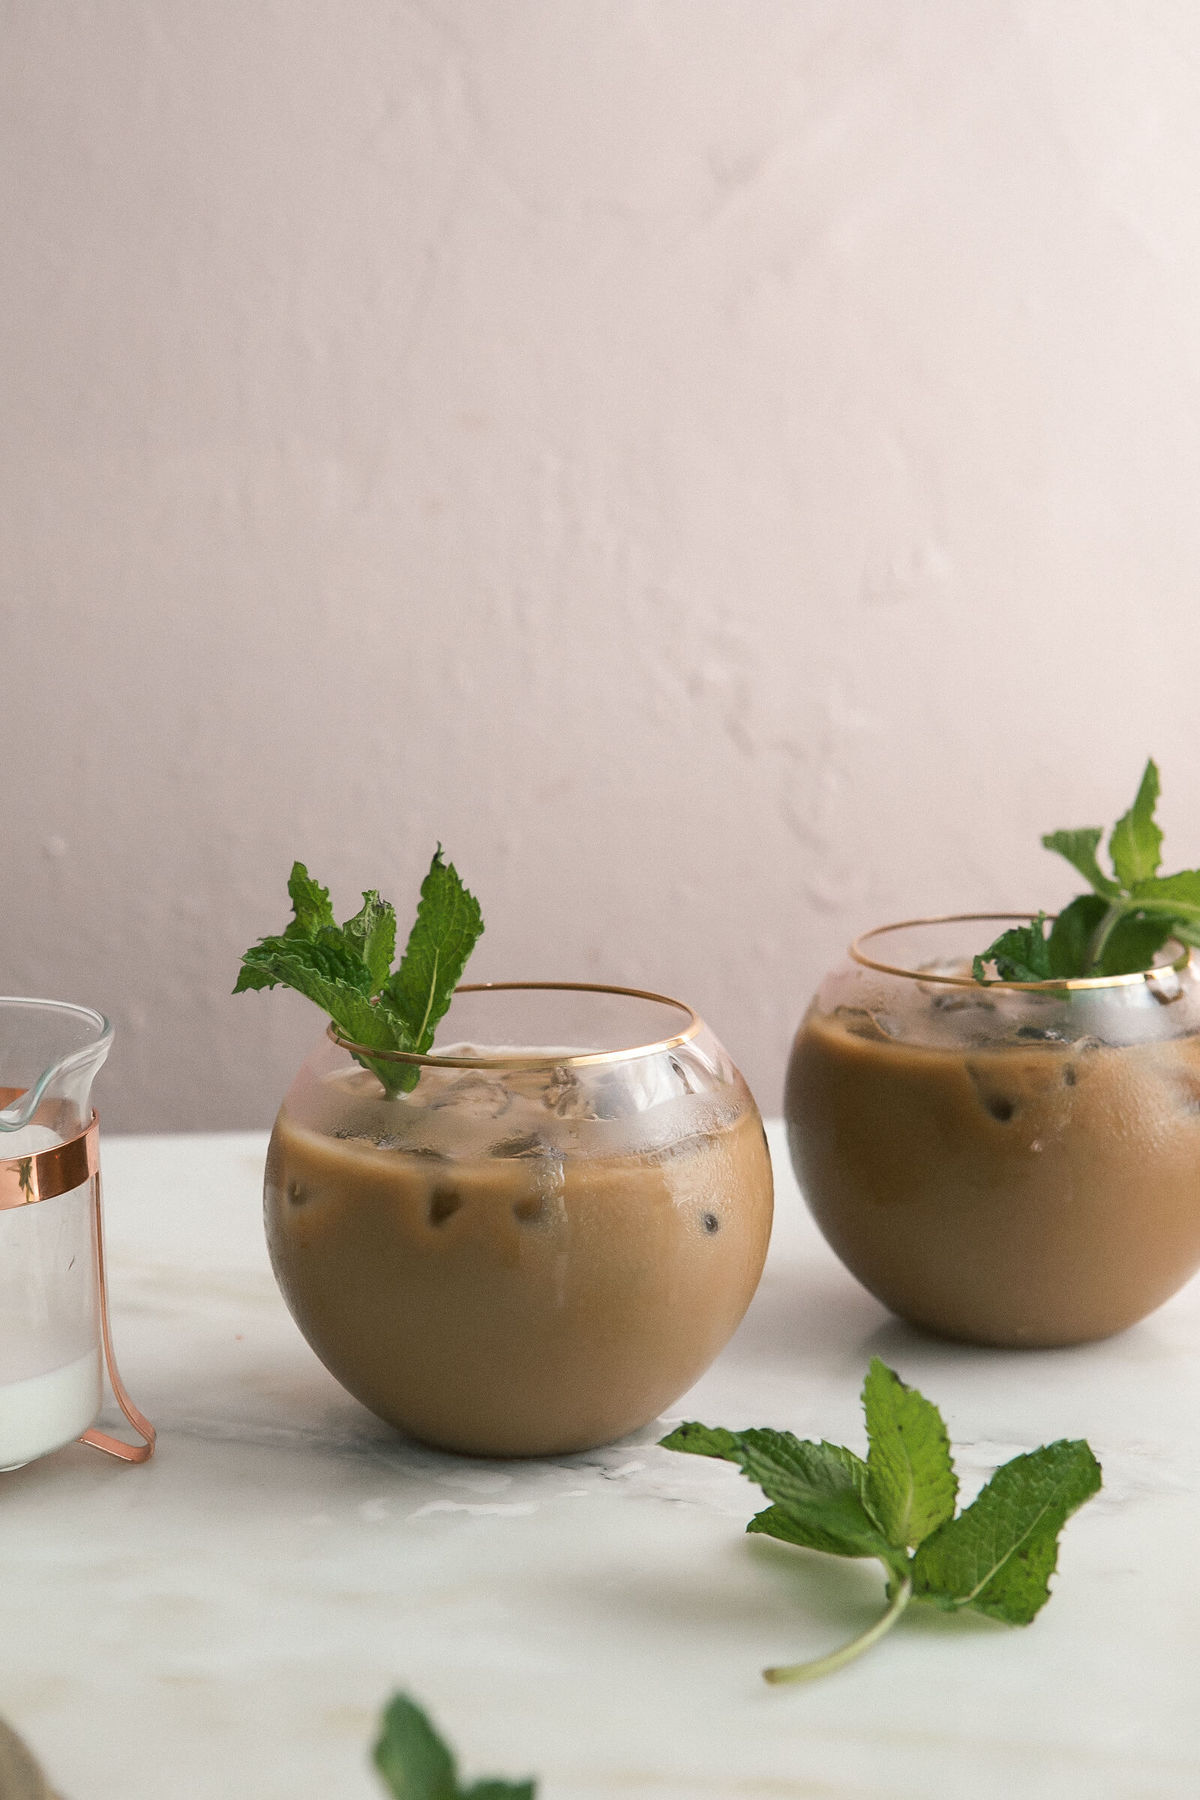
xmin=234 ymin=848 xmax=483 ymax=1097
xmin=661 ymin=1358 xmax=1101 ymax=1684
xmin=373 ymin=1694 xmax=535 ymax=1800
xmin=974 ymin=759 xmax=1200 ymax=981
xmin=376 ymin=851 xmax=487 ymax=1054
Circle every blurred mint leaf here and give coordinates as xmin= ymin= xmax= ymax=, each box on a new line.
xmin=912 ymin=1440 xmax=1102 ymax=1625
xmin=1108 ymin=759 xmax=1162 ymax=888
xmin=862 ymin=1358 xmax=957 ymax=1551
xmin=1127 ymin=871 xmax=1200 ymax=947
xmin=1041 ymin=828 xmax=1120 ymax=899
xmin=374 ymin=1695 xmax=458 ymax=1799
xmin=1044 ymin=894 xmax=1107 ymax=976
xmin=373 ymin=1695 xmax=535 ymax=1800
xmin=462 ymin=1786 xmax=536 ymax=1800
xmin=971 ymin=914 xmax=1054 ymax=984
xmin=1132 ymin=868 xmax=1200 ymax=907
xmin=1091 ymin=912 xmax=1176 ymax=977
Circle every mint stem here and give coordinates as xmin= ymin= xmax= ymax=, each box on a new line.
xmin=762 ymin=1572 xmax=912 ymax=1686
xmin=1085 ymin=900 xmax=1124 ymax=974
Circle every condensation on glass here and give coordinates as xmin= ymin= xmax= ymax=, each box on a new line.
xmin=265 ymin=982 xmax=774 ymax=1457
xmin=786 ymin=916 xmax=1200 ymax=1347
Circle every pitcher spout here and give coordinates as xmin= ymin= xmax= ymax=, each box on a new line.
xmin=0 ymin=998 xmax=113 ymax=1141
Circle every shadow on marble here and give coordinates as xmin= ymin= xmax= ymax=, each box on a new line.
xmin=726 ymin=1264 xmax=889 ymax=1363
xmin=528 ymin=1523 xmax=997 ymax=1664
xmin=854 ymin=1310 xmax=1190 ymax=1398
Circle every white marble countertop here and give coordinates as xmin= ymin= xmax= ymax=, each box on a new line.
xmin=3 ymin=1124 xmax=1199 ymax=1800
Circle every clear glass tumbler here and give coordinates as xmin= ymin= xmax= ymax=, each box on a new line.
xmin=785 ymin=916 xmax=1200 ymax=1347
xmin=265 ymin=982 xmax=774 ymax=1456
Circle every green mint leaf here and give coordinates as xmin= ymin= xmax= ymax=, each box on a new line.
xmin=234 ymin=931 xmax=372 ymax=1008
xmin=1126 ymin=872 xmax=1200 ymax=947
xmin=462 ymin=1785 xmax=537 ymax=1800
xmin=235 ymin=889 xmax=414 ymax=1097
xmin=283 ymin=862 xmax=337 ymax=939
xmin=372 ymin=1695 xmax=536 ymax=1800
xmin=379 ymin=849 xmax=485 ymax=1054
xmin=235 ymin=850 xmax=484 ymax=1100
xmin=912 ymin=1439 xmax=1102 ymax=1625
xmin=1108 ymin=758 xmax=1162 ymax=888
xmin=662 ymin=1423 xmax=897 ymax=1564
xmin=1132 ymin=868 xmax=1200 ymax=908
xmin=1044 ymin=894 xmax=1107 ymax=977
xmin=1091 ymin=912 xmax=1176 ymax=977
xmin=229 ymin=956 xmax=278 ymax=996
xmin=342 ymin=890 xmax=398 ymax=994
xmin=1041 ymin=828 xmax=1121 ymax=899
xmin=373 ymin=1694 xmax=458 ymax=1799
xmin=862 ymin=1358 xmax=957 ymax=1550
xmin=972 ymin=915 xmax=1054 ymax=984
xmin=975 ymin=760 xmax=1200 ymax=979
xmin=744 ymin=1499 xmax=896 ymax=1568
xmin=234 ymin=933 xmax=412 ymax=1094
xmin=658 ymin=1421 xmax=742 ymax=1460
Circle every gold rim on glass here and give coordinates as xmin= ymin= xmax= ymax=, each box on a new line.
xmin=328 ymin=980 xmax=702 ymax=1069
xmin=850 ymin=914 xmax=1192 ymax=992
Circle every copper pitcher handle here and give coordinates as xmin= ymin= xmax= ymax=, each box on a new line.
xmin=79 ymin=1145 xmax=155 ymax=1463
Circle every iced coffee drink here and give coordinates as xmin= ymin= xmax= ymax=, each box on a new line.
xmin=265 ymin=985 xmax=772 ymax=1456
xmin=785 ymin=917 xmax=1200 ymax=1347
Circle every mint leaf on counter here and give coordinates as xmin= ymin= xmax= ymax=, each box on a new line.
xmin=661 ymin=1421 xmax=899 ymax=1564
xmin=463 ymin=1786 xmax=537 ymax=1800
xmin=862 ymin=1358 xmax=957 ymax=1550
xmin=975 ymin=759 xmax=1200 ymax=979
xmin=912 ymin=1440 xmax=1102 ymax=1625
xmin=661 ymin=1358 xmax=1100 ymax=1684
xmin=373 ymin=1695 xmax=456 ymax=1799
xmin=235 ymin=850 xmax=483 ymax=1097
xmin=657 ymin=1421 xmax=743 ymax=1461
xmin=373 ymin=1694 xmax=535 ymax=1800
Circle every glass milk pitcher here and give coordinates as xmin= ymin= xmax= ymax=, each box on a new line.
xmin=0 ymin=998 xmax=153 ymax=1469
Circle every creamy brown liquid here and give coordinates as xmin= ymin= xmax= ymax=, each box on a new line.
xmin=786 ymin=1011 xmax=1200 ymax=1346
xmin=265 ymin=1103 xmax=772 ymax=1456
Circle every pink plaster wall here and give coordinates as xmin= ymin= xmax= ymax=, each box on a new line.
xmin=5 ymin=2 xmax=1200 ymax=1129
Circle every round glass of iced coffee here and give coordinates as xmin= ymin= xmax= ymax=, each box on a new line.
xmin=265 ymin=983 xmax=773 ymax=1456
xmin=785 ymin=917 xmax=1200 ymax=1347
